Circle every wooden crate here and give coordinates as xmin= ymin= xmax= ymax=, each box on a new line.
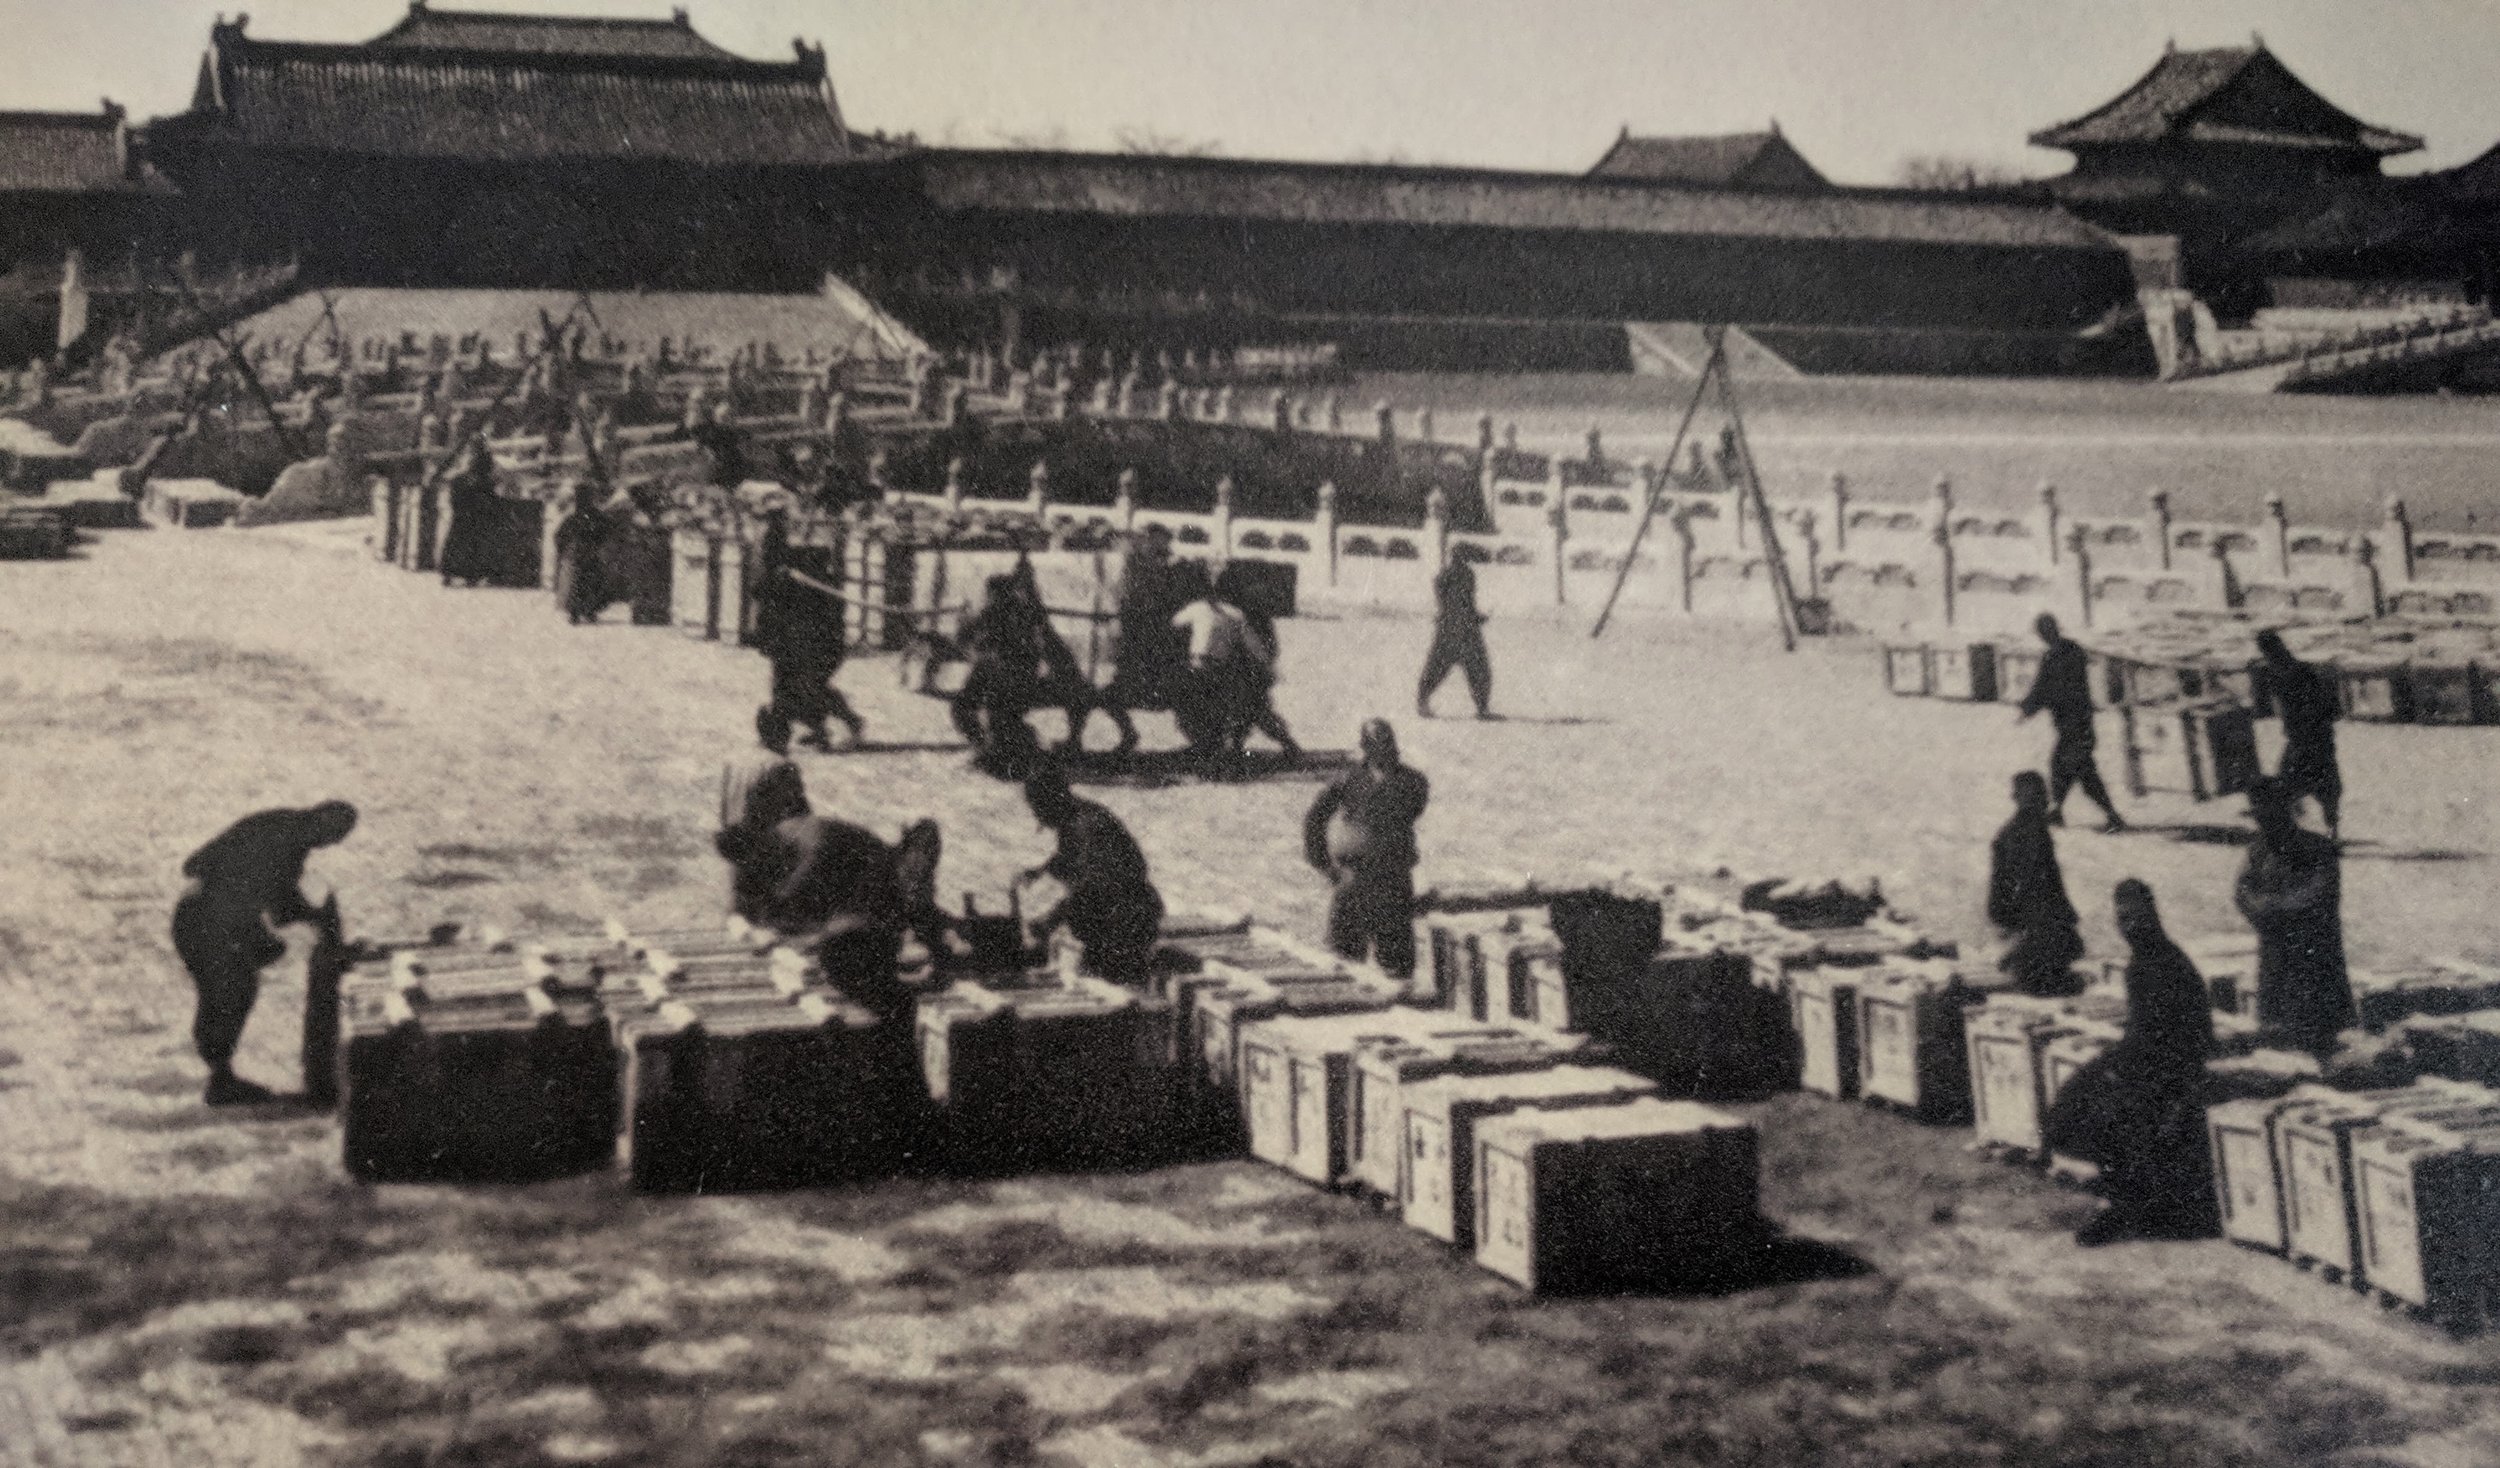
xmin=1399 ymin=1064 xmax=1656 ymax=1248
xmin=622 ymin=989 xmax=895 ymax=1193
xmin=1790 ymin=969 xmax=1862 ymax=1100
xmin=915 ymin=974 xmax=1176 ymax=1169
xmin=1346 ymin=1029 xmax=1576 ymax=1200
xmin=1241 ymin=1008 xmax=1488 ymax=1185
xmin=2402 ymin=1010 xmax=2500 ymax=1087
xmin=2209 ymin=1088 xmax=2328 ymax=1253
xmin=2120 ymin=701 xmax=2257 ymax=801
xmin=1574 ymin=942 xmax=1768 ymax=1094
xmin=2405 ymin=662 xmax=2487 ymax=727
xmin=1883 ymin=644 xmax=1932 ymax=697
xmin=1191 ymin=973 xmax=1392 ymax=1096
xmin=1473 ymin=1098 xmax=1761 ymax=1293
xmin=1478 ymin=922 xmax=1563 ymax=1028
xmin=1928 ymin=643 xmax=2001 ymax=703
xmin=340 ymin=980 xmax=617 ymax=1183
xmin=2353 ymin=964 xmax=2500 ymax=1032
xmin=2336 ymin=662 xmax=2410 ymax=723
xmin=2353 ymin=1108 xmax=2500 ymax=1324
xmin=2272 ymin=1088 xmax=2492 ymax=1280
xmin=1854 ymin=962 xmax=1976 ymax=1123
xmin=1964 ymin=995 xmax=2080 ymax=1152
xmin=670 ymin=527 xmax=722 ymax=640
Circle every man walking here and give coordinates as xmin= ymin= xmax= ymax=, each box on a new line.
xmin=1303 ymin=719 xmax=1431 ymax=982
xmin=2257 ymin=629 xmax=2342 ymax=838
xmin=2235 ymin=776 xmax=2355 ymax=1056
xmin=1417 ymin=555 xmax=1493 ymax=719
xmin=2017 ymin=613 xmax=2124 ymax=833
xmin=1987 ymin=771 xmax=2086 ymax=996
xmin=171 ymin=801 xmax=359 ymax=1104
xmin=753 ymin=542 xmax=864 ymax=752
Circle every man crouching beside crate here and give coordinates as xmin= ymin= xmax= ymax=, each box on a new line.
xmin=714 ymin=815 xmax=947 ymax=1023
xmin=171 ymin=801 xmax=359 ymax=1105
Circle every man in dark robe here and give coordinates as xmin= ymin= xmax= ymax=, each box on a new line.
xmin=952 ymin=575 xmax=1052 ymax=777
xmin=1304 ymin=719 xmax=1431 ymax=981
xmin=1417 ymin=556 xmax=1493 ymax=720
xmin=170 ymin=801 xmax=359 ymax=1104
xmin=552 ymin=483 xmax=614 ymax=625
xmin=1100 ymin=526 xmax=1181 ymax=754
xmin=1021 ymin=764 xmax=1165 ymax=986
xmin=1987 ymin=771 xmax=2086 ymax=996
xmin=2017 ymin=613 xmax=2125 ymax=833
xmin=754 ymin=558 xmax=863 ymax=751
xmin=2257 ymin=629 xmax=2342 ymax=838
xmin=2065 ymin=879 xmax=2218 ymax=1245
xmin=2235 ymin=776 xmax=2354 ymax=1056
xmin=436 ymin=441 xmax=504 ymax=588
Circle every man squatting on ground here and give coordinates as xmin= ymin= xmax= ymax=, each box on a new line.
xmin=1988 ymin=771 xmax=2086 ymax=996
xmin=1417 ymin=554 xmax=1493 ymax=720
xmin=1020 ymin=764 xmax=1166 ymax=986
xmin=2017 ymin=613 xmax=2125 ymax=833
xmin=2058 ymin=878 xmax=2221 ymax=1247
xmin=1304 ymin=719 xmax=1431 ymax=982
xmin=170 ymin=801 xmax=359 ymax=1105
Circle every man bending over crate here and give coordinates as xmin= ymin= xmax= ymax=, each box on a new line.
xmin=1020 ymin=763 xmax=1165 ymax=986
xmin=170 ymin=801 xmax=359 ymax=1105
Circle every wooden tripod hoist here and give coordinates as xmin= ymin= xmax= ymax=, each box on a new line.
xmin=1589 ymin=325 xmax=1805 ymax=650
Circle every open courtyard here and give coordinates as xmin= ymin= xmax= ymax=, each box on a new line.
xmin=3 ymin=510 xmax=2499 ymax=1468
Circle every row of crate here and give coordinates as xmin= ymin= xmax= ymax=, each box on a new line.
xmin=1885 ymin=636 xmax=2500 ymax=727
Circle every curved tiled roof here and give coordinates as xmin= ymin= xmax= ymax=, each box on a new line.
xmin=184 ymin=22 xmax=846 ymax=167
xmin=368 ymin=3 xmax=740 ymax=62
xmin=1586 ymin=130 xmax=1827 ymax=190
xmin=2031 ymin=46 xmax=2419 ymax=157
xmin=907 ymin=150 xmax=2115 ymax=252
xmin=0 ymin=108 xmax=160 ymax=194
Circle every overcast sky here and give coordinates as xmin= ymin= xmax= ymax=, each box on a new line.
xmin=5 ymin=0 xmax=2496 ymax=183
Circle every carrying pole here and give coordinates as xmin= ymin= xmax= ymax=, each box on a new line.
xmin=1708 ymin=338 xmax=1801 ymax=652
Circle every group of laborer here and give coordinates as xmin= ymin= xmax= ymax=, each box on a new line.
xmin=1990 ymin=613 xmax=2352 ymax=1246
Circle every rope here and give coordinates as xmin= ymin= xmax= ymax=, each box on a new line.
xmin=781 ymin=566 xmax=1123 ymax=623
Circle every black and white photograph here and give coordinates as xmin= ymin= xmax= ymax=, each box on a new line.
xmin=4 ymin=2 xmax=2500 ymax=1463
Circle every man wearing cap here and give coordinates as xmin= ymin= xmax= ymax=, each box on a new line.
xmin=1020 ymin=764 xmax=1165 ymax=985
xmin=171 ymin=801 xmax=359 ymax=1105
xmin=2234 ymin=776 xmax=2354 ymax=1056
xmin=1303 ymin=720 xmax=1431 ymax=980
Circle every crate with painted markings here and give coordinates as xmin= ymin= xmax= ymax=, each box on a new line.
xmin=1398 ymin=1064 xmax=1657 ymax=1249
xmin=1240 ymin=1007 xmax=1504 ymax=1186
xmin=620 ymin=988 xmax=897 ymax=1193
xmin=1192 ymin=970 xmax=1396 ymax=1097
xmin=2038 ymin=1017 xmax=2125 ymax=1182
xmin=2120 ymin=700 xmax=2258 ymax=802
xmin=1854 ymin=961 xmax=1979 ymax=1123
xmin=2274 ymin=1086 xmax=2497 ymax=1283
xmin=340 ymin=977 xmax=618 ymax=1183
xmin=1964 ymin=994 xmax=2086 ymax=1152
xmin=1473 ymin=1098 xmax=1761 ymax=1294
xmin=1347 ymin=1028 xmax=1586 ymax=1201
xmin=2353 ymin=1106 xmax=2500 ymax=1325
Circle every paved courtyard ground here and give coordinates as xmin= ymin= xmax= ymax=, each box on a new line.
xmin=4 ymin=517 xmax=2499 ymax=1467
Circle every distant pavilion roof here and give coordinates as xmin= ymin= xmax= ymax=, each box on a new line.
xmin=2030 ymin=45 xmax=2420 ymax=157
xmin=367 ymin=2 xmax=742 ymax=62
xmin=171 ymin=11 xmax=848 ymax=168
xmin=1585 ymin=128 xmax=1828 ymax=190
xmin=0 ymin=105 xmax=163 ymax=193
xmin=906 ymin=149 xmax=2115 ymax=252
